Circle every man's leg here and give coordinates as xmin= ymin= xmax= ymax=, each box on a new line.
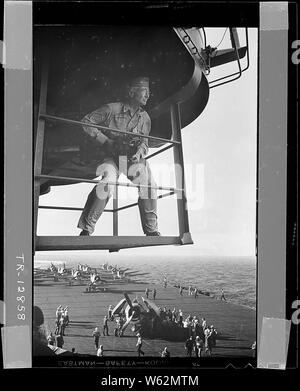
xmin=77 ymin=160 xmax=118 ymax=234
xmin=128 ymin=160 xmax=159 ymax=235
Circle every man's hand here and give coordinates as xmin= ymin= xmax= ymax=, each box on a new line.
xmin=130 ymin=152 xmax=141 ymax=164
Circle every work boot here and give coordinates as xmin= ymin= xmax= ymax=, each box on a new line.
xmin=79 ymin=230 xmax=90 ymax=236
xmin=146 ymin=231 xmax=161 ymax=236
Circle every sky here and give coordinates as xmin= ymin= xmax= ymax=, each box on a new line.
xmin=36 ymin=28 xmax=258 ymax=258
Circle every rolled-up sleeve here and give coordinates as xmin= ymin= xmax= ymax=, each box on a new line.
xmin=81 ymin=105 xmax=111 ymax=145
xmin=137 ymin=113 xmax=151 ymax=158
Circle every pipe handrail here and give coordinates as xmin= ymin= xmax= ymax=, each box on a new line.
xmin=209 ymin=28 xmax=249 ymax=89
xmin=145 ymin=144 xmax=174 ymax=160
xmin=38 ymin=191 xmax=175 ymax=213
xmin=35 ymin=174 xmax=183 ymax=193
xmin=39 ymin=113 xmax=181 ymax=145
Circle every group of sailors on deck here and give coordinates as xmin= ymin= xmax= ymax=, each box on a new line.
xmin=46 ymin=305 xmax=70 ymax=349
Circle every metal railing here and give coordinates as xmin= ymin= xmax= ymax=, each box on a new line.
xmin=37 ymin=114 xmax=181 ymax=216
xmin=39 ymin=191 xmax=175 ymax=213
xmin=39 ymin=113 xmax=180 ymax=145
xmin=36 ymin=174 xmax=182 ymax=194
xmin=209 ymin=28 xmax=249 ymax=89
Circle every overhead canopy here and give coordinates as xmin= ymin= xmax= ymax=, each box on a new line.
xmin=34 ymin=25 xmax=195 ymax=114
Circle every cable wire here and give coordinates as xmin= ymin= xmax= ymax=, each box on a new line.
xmin=215 ymin=28 xmax=228 ymax=48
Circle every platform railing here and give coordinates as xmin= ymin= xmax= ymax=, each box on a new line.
xmin=36 ymin=131 xmax=181 ymax=239
xmin=39 ymin=191 xmax=175 ymax=213
xmin=36 ymin=112 xmax=182 ymax=238
xmin=36 ymin=173 xmax=182 ymax=193
xmin=208 ymin=28 xmax=249 ymax=89
xmin=34 ymin=49 xmax=193 ymax=251
xmin=39 ymin=113 xmax=181 ymax=145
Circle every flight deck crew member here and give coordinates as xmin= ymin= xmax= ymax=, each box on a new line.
xmin=59 ymin=314 xmax=66 ymax=336
xmin=136 ymin=333 xmax=144 ymax=357
xmin=47 ymin=332 xmax=55 ymax=346
xmin=185 ymin=336 xmax=194 ymax=357
xmin=56 ymin=334 xmax=64 ymax=349
xmin=195 ymin=336 xmax=204 ymax=357
xmin=161 ymin=347 xmax=170 ymax=357
xmin=92 ymin=327 xmax=101 ymax=350
xmin=103 ymin=316 xmax=109 ymax=336
xmin=78 ymin=76 xmax=160 ymax=237
xmin=210 ymin=325 xmax=217 ymax=347
xmin=220 ymin=289 xmax=227 ymax=301
xmin=63 ymin=307 xmax=69 ymax=326
xmin=97 ymin=345 xmax=104 ymax=357
xmin=145 ymin=287 xmax=149 ymax=299
xmin=178 ymin=309 xmax=183 ymax=327
xmin=108 ymin=305 xmax=113 ymax=320
xmin=163 ymin=277 xmax=167 ymax=288
xmin=194 ymin=288 xmax=198 ymax=298
xmin=153 ymin=288 xmax=157 ymax=300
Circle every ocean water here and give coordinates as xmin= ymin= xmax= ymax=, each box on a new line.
xmin=35 ymin=254 xmax=256 ymax=310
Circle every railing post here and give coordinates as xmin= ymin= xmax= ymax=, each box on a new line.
xmin=34 ymin=50 xmax=49 ymax=251
xmin=230 ymin=27 xmax=240 ymax=49
xmin=170 ymin=103 xmax=193 ymax=244
xmin=113 ymin=183 xmax=118 ymax=236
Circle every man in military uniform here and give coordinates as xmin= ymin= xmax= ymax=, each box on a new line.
xmin=77 ymin=76 xmax=160 ymax=237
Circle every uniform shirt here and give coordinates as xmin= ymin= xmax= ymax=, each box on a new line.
xmin=185 ymin=339 xmax=194 ymax=349
xmin=56 ymin=335 xmax=64 ymax=347
xmin=93 ymin=330 xmax=100 ymax=338
xmin=196 ymin=339 xmax=204 ymax=348
xmin=47 ymin=335 xmax=55 ymax=345
xmin=82 ymin=102 xmax=151 ymax=159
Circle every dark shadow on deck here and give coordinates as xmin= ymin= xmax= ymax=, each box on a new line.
xmin=216 ymin=346 xmax=251 ymax=350
xmin=105 ymin=350 xmax=136 ymax=353
xmin=217 ymin=335 xmax=248 ymax=342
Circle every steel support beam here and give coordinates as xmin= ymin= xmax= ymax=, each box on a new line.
xmin=170 ymin=103 xmax=193 ymax=244
xmin=34 ymin=51 xmax=49 ymax=250
xmin=113 ymin=183 xmax=118 ymax=236
xmin=36 ymin=235 xmax=182 ymax=251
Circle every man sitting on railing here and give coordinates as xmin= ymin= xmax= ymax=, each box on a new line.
xmin=77 ymin=76 xmax=160 ymax=237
